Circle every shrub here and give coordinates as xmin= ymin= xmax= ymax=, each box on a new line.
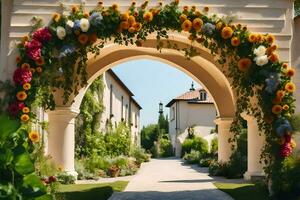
xmin=199 ymin=158 xmax=214 ymax=167
xmin=57 ymin=172 xmax=76 ymax=184
xmin=130 ymin=146 xmax=150 ymax=164
xmin=183 ymin=150 xmax=202 ymax=164
xmin=181 ymin=136 xmax=208 ymax=157
xmin=159 ymin=138 xmax=174 ymax=157
xmin=208 ymin=160 xmax=228 ymax=176
xmin=75 ymin=159 xmax=98 ymax=180
xmin=210 ymin=137 xmax=218 ymax=155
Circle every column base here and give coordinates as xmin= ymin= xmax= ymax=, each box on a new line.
xmin=244 ymin=171 xmax=265 ymax=181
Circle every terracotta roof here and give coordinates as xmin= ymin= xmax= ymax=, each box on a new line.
xmin=166 ymin=89 xmax=214 ymax=107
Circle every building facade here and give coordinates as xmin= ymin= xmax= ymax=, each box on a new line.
xmin=166 ymin=85 xmax=217 ymax=157
xmin=101 ymin=69 xmax=142 ymax=145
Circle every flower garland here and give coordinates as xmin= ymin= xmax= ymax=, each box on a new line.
xmin=6 ymin=0 xmax=296 ymax=193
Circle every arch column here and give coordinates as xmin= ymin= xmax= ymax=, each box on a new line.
xmin=47 ymin=107 xmax=79 ymax=178
xmin=214 ymin=118 xmax=234 ymax=163
xmin=241 ymin=112 xmax=265 ymax=180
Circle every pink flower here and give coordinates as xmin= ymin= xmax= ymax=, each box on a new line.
xmin=8 ymin=101 xmax=25 ymax=116
xmin=25 ymin=39 xmax=42 ymax=60
xmin=13 ymin=68 xmax=32 ymax=85
xmin=280 ymin=142 xmax=293 ymax=157
xmin=32 ymin=28 xmax=52 ymax=43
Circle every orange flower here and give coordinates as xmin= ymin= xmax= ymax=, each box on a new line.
xmin=112 ymin=4 xmax=119 ymax=11
xmin=133 ymin=22 xmax=142 ymax=31
xmin=276 ymin=90 xmax=285 ymax=98
xmin=71 ymin=5 xmax=79 ymax=13
xmin=22 ymin=107 xmax=30 ymax=113
xmin=120 ymin=21 xmax=130 ymax=30
xmin=128 ymin=16 xmax=136 ymax=25
xmin=272 ymin=96 xmax=282 ymax=104
xmin=16 ymin=56 xmax=22 ymax=64
xmin=181 ymin=19 xmax=192 ymax=32
xmin=282 ymin=104 xmax=289 ymax=111
xmin=128 ymin=27 xmax=136 ymax=33
xmin=89 ymin=33 xmax=98 ymax=43
xmin=179 ymin=14 xmax=187 ymax=22
xmin=143 ymin=11 xmax=153 ymax=22
xmin=36 ymin=67 xmax=42 ymax=73
xmin=285 ymin=82 xmax=296 ymax=93
xmin=21 ymin=114 xmax=30 ymax=122
xmin=21 ymin=63 xmax=31 ymax=70
xmin=29 ymin=131 xmax=40 ymax=143
xmin=248 ymin=33 xmax=257 ymax=43
xmin=237 ymin=58 xmax=252 ymax=72
xmin=174 ymin=0 xmax=180 ymax=5
xmin=221 ymin=26 xmax=233 ymax=39
xmin=192 ymin=18 xmax=203 ymax=31
xmin=30 ymin=68 xmax=36 ymax=74
xmin=256 ymin=34 xmax=263 ymax=42
xmin=272 ymin=105 xmax=282 ymax=115
xmin=23 ymin=83 xmax=31 ymax=90
xmin=282 ymin=63 xmax=289 ymax=69
xmin=16 ymin=91 xmax=27 ymax=101
xmin=216 ymin=22 xmax=223 ymax=30
xmin=195 ymin=11 xmax=201 ymax=17
xmin=268 ymin=53 xmax=279 ymax=63
xmin=231 ymin=37 xmax=240 ymax=47
xmin=203 ymin=6 xmax=209 ymax=12
xmin=35 ymin=56 xmax=45 ymax=66
xmin=121 ymin=12 xmax=129 ymax=21
xmin=286 ymin=68 xmax=295 ymax=77
xmin=266 ymin=34 xmax=275 ymax=44
xmin=133 ymin=11 xmax=139 ymax=17
xmin=191 ymin=6 xmax=196 ymax=11
xmin=52 ymin=13 xmax=61 ymax=23
xmin=183 ymin=6 xmax=189 ymax=12
xmin=78 ymin=34 xmax=89 ymax=45
xmin=83 ymin=12 xmax=90 ymax=18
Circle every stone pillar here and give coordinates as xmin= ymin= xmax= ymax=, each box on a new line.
xmin=241 ymin=112 xmax=265 ymax=180
xmin=214 ymin=118 xmax=234 ymax=163
xmin=47 ymin=107 xmax=79 ymax=178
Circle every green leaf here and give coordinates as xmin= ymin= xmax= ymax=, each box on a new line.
xmin=0 ymin=114 xmax=20 ymax=140
xmin=35 ymin=194 xmax=54 ymax=200
xmin=13 ymin=146 xmax=35 ymax=175
xmin=22 ymin=173 xmax=47 ymax=197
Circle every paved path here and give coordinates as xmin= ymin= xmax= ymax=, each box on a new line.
xmin=109 ymin=158 xmax=234 ymax=200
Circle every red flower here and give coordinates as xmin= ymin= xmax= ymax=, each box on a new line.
xmin=8 ymin=101 xmax=25 ymax=116
xmin=280 ymin=142 xmax=292 ymax=157
xmin=25 ymin=39 xmax=42 ymax=60
xmin=32 ymin=28 xmax=52 ymax=43
xmin=13 ymin=68 xmax=32 ymax=85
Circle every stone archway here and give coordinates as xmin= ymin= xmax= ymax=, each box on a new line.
xmin=46 ymin=34 xmax=264 ymax=179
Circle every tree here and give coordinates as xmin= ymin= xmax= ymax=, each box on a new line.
xmin=158 ymin=114 xmax=169 ymax=134
xmin=141 ymin=124 xmax=159 ymax=151
xmin=296 ymin=0 xmax=300 ymax=16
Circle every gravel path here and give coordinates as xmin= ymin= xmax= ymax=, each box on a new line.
xmin=109 ymin=158 xmax=234 ymax=200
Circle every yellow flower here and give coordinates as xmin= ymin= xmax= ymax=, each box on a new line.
xmin=231 ymin=37 xmax=240 ymax=47
xmin=286 ymin=68 xmax=295 ymax=77
xmin=23 ymin=83 xmax=31 ymax=90
xmin=237 ymin=58 xmax=252 ymax=72
xmin=22 ymin=107 xmax=30 ymax=113
xmin=22 ymin=35 xmax=29 ymax=43
xmin=35 ymin=56 xmax=45 ymax=66
xmin=221 ymin=26 xmax=233 ymax=39
xmin=179 ymin=14 xmax=187 ymax=22
xmin=128 ymin=27 xmax=136 ymax=33
xmin=78 ymin=34 xmax=89 ymax=45
xmin=192 ymin=18 xmax=203 ymax=31
xmin=71 ymin=5 xmax=79 ymax=13
xmin=291 ymin=139 xmax=297 ymax=148
xmin=285 ymin=82 xmax=296 ymax=93
xmin=36 ymin=67 xmax=43 ymax=73
xmin=248 ymin=33 xmax=257 ymax=43
xmin=112 ymin=4 xmax=119 ymax=11
xmin=143 ymin=12 xmax=153 ymax=22
xmin=21 ymin=114 xmax=30 ymax=122
xmin=133 ymin=22 xmax=142 ymax=31
xmin=256 ymin=34 xmax=263 ymax=42
xmin=272 ymin=105 xmax=282 ymax=115
xmin=16 ymin=91 xmax=27 ymax=101
xmin=120 ymin=21 xmax=130 ymax=30
xmin=195 ymin=11 xmax=201 ymax=17
xmin=29 ymin=131 xmax=40 ymax=143
xmin=282 ymin=104 xmax=289 ymax=111
xmin=128 ymin=16 xmax=136 ymax=26
xmin=268 ymin=53 xmax=279 ymax=63
xmin=30 ymin=68 xmax=36 ymax=74
xmin=83 ymin=12 xmax=90 ymax=18
xmin=21 ymin=63 xmax=31 ymax=70
xmin=121 ymin=12 xmax=129 ymax=21
xmin=52 ymin=13 xmax=61 ymax=23
xmin=203 ymin=6 xmax=209 ymax=12
xmin=181 ymin=19 xmax=192 ymax=32
xmin=216 ymin=22 xmax=223 ymax=30
xmin=266 ymin=34 xmax=275 ymax=44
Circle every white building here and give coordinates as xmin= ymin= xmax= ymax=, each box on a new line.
xmin=166 ymin=84 xmax=217 ymax=157
xmin=101 ymin=69 xmax=142 ymax=145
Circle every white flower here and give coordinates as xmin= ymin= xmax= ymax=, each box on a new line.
xmin=66 ymin=20 xmax=74 ymax=28
xmin=56 ymin=26 xmax=66 ymax=40
xmin=255 ymin=55 xmax=268 ymax=66
xmin=80 ymin=18 xmax=90 ymax=32
xmin=254 ymin=45 xmax=267 ymax=57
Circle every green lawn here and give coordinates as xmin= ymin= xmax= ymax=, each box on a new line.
xmin=214 ymin=182 xmax=270 ymax=200
xmin=55 ymin=181 xmax=128 ymax=200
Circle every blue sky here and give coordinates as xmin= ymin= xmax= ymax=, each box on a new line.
xmin=113 ymin=59 xmax=200 ymax=127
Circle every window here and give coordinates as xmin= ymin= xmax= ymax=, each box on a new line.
xmin=200 ymin=91 xmax=207 ymax=101
xmin=135 ymin=113 xmax=138 ymax=127
xmin=125 ymin=104 xmax=128 ymax=122
xmin=171 ymin=106 xmax=175 ymax=120
xmin=109 ymin=84 xmax=113 ymax=118
xmin=121 ymin=96 xmax=124 ymax=121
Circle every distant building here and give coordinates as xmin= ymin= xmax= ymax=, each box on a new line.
xmin=100 ymin=69 xmax=142 ymax=145
xmin=166 ymin=83 xmax=217 ymax=157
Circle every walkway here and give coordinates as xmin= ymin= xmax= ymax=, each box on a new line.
xmin=109 ymin=158 xmax=234 ymax=200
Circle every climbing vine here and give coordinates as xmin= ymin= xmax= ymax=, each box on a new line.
xmin=2 ymin=0 xmax=297 ymax=197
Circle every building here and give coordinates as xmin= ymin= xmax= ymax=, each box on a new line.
xmin=101 ymin=69 xmax=142 ymax=145
xmin=166 ymin=83 xmax=217 ymax=157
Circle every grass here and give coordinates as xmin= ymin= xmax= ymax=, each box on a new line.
xmin=55 ymin=181 xmax=128 ymax=200
xmin=214 ymin=182 xmax=270 ymax=200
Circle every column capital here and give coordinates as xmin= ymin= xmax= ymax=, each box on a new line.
xmin=241 ymin=112 xmax=256 ymax=122
xmin=47 ymin=106 xmax=80 ymax=117
xmin=214 ymin=117 xmax=234 ymax=127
